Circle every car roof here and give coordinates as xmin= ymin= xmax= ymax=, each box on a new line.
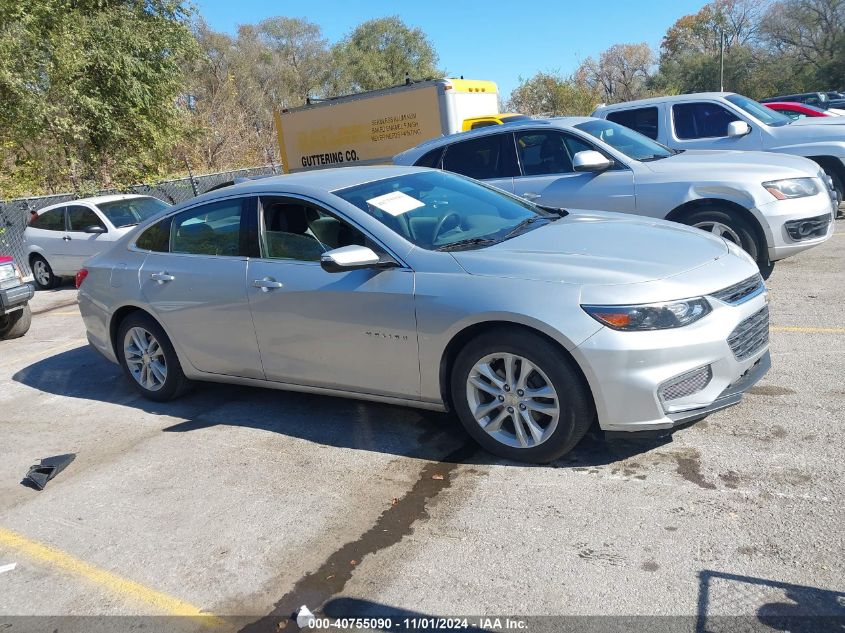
xmin=393 ymin=116 xmax=596 ymax=162
xmin=170 ymin=165 xmax=432 ymax=210
xmin=593 ymin=92 xmax=736 ymax=112
xmin=37 ymin=193 xmax=153 ymax=213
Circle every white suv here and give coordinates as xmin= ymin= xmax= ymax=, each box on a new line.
xmin=25 ymin=195 xmax=170 ymax=289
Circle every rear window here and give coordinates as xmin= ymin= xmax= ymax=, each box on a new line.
xmin=97 ymin=197 xmax=170 ymax=228
xmin=606 ymin=107 xmax=659 ymax=140
xmin=414 ymin=147 xmax=444 ymax=168
xmin=31 ymin=208 xmax=65 ymax=231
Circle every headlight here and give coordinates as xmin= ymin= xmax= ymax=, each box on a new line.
xmin=0 ymin=263 xmax=16 ymax=283
xmin=581 ymin=298 xmax=711 ymax=331
xmin=763 ymin=177 xmax=820 ymax=200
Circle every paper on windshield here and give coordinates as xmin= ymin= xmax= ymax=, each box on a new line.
xmin=366 ymin=191 xmax=425 ymax=216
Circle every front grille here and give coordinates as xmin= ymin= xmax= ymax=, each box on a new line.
xmin=728 ymin=305 xmax=770 ymax=361
xmin=785 ymin=213 xmax=831 ymax=240
xmin=711 ymin=275 xmax=764 ymax=305
xmin=659 ymin=365 xmax=712 ymax=402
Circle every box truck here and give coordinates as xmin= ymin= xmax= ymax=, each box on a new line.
xmin=274 ymin=78 xmax=501 ymax=173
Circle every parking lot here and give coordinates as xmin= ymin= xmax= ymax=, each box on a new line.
xmin=1 ymin=224 xmax=843 ymax=632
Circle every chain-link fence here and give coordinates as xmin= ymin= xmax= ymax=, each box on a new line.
xmin=0 ymin=165 xmax=277 ymax=276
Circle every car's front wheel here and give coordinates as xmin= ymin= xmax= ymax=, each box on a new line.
xmin=681 ymin=208 xmax=774 ymax=279
xmin=451 ymin=329 xmax=594 ymax=463
xmin=117 ymin=312 xmax=191 ymax=401
xmin=0 ymin=305 xmax=32 ymax=340
xmin=31 ymin=255 xmax=58 ymax=290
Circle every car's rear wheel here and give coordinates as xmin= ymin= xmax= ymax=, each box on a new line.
xmin=31 ymin=255 xmax=57 ymax=290
xmin=0 ymin=305 xmax=32 ymax=340
xmin=681 ymin=208 xmax=774 ymax=279
xmin=450 ymin=329 xmax=593 ymax=463
xmin=117 ymin=312 xmax=191 ymax=401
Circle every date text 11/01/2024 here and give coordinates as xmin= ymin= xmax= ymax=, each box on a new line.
xmin=306 ymin=617 xmax=528 ymax=630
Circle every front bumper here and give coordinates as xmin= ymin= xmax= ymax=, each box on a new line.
xmin=0 ymin=282 xmax=34 ymax=315
xmin=572 ymin=289 xmax=770 ymax=433
xmin=755 ymin=192 xmax=835 ymax=261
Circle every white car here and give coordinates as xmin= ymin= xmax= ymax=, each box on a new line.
xmin=25 ymin=195 xmax=170 ymax=289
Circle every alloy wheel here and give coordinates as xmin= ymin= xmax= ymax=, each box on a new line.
xmin=693 ymin=221 xmax=742 ymax=245
xmin=465 ymin=352 xmax=560 ymax=449
xmin=123 ymin=327 xmax=168 ymax=391
xmin=33 ymin=260 xmax=51 ymax=287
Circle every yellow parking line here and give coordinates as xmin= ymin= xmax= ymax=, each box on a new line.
xmin=0 ymin=526 xmax=223 ymax=625
xmin=49 ymin=311 xmax=80 ymax=316
xmin=772 ymin=325 xmax=845 ymax=334
xmin=0 ymin=341 xmax=83 ymax=370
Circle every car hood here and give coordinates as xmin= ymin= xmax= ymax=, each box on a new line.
xmin=788 ymin=115 xmax=845 ymax=126
xmin=642 ymin=149 xmax=819 ymax=177
xmin=769 ymin=120 xmax=845 ymax=142
xmin=450 ymin=211 xmax=728 ymax=286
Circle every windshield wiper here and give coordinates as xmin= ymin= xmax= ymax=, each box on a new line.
xmin=436 ymin=237 xmax=499 ymax=252
xmin=536 ymin=205 xmax=569 ymax=217
xmin=640 ymin=154 xmax=671 ymax=162
xmin=502 ymin=216 xmax=549 ymax=240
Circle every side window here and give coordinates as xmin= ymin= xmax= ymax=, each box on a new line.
xmin=67 ymin=205 xmax=106 ymax=232
xmin=516 ymin=131 xmax=573 ymax=176
xmin=171 ymin=198 xmax=244 ymax=256
xmin=606 ymin=107 xmax=659 ymax=140
xmin=562 ymin=134 xmax=595 ymax=157
xmin=672 ymin=102 xmax=739 ymax=139
xmin=135 ymin=216 xmax=173 ymax=252
xmin=31 ymin=208 xmax=65 ymax=231
xmin=414 ymin=147 xmax=444 ymax=169
xmin=470 ymin=120 xmax=498 ymax=129
xmin=441 ymin=133 xmax=518 ymax=180
xmin=260 ymin=197 xmax=369 ymax=262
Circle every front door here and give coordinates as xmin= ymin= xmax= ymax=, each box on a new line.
xmin=511 ymin=130 xmax=636 ymax=212
xmin=139 ymin=196 xmax=264 ymax=379
xmin=247 ymin=196 xmax=420 ymax=398
xmin=64 ymin=205 xmax=110 ymax=271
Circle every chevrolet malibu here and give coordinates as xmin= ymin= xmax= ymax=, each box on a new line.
xmin=78 ymin=167 xmax=771 ymax=462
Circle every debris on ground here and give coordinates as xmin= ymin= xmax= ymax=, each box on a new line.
xmin=0 ymin=563 xmax=16 ymax=574
xmin=22 ymin=453 xmax=76 ymax=490
xmin=295 ymin=605 xmax=315 ymax=628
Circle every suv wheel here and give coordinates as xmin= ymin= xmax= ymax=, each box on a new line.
xmin=681 ymin=208 xmax=773 ymax=279
xmin=0 ymin=305 xmax=32 ymax=340
xmin=117 ymin=312 xmax=191 ymax=401
xmin=31 ymin=255 xmax=57 ymax=290
xmin=451 ymin=329 xmax=593 ymax=463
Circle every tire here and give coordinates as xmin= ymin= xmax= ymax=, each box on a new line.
xmin=824 ymin=168 xmax=844 ymax=216
xmin=31 ymin=255 xmax=58 ymax=290
xmin=116 ymin=311 xmax=192 ymax=402
xmin=680 ymin=208 xmax=773 ymax=279
xmin=0 ymin=304 xmax=32 ymax=340
xmin=450 ymin=328 xmax=594 ymax=463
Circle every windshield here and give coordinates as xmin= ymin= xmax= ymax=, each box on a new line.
xmin=96 ymin=197 xmax=170 ymax=228
xmin=575 ymin=119 xmax=674 ymax=161
xmin=726 ymin=94 xmax=792 ymax=127
xmin=333 ymin=171 xmax=553 ymax=251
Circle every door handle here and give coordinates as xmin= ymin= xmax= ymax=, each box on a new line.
xmin=522 ymin=192 xmax=541 ymax=200
xmin=150 ymin=272 xmax=175 ymax=284
xmin=252 ymin=277 xmax=283 ymax=292
xmin=62 ymin=236 xmax=72 ymax=241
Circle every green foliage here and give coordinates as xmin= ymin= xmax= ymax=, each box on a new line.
xmin=0 ymin=0 xmax=197 ymax=197
xmin=507 ymin=72 xmax=601 ymax=116
xmin=331 ymin=16 xmax=441 ymax=92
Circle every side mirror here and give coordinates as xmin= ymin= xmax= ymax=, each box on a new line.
xmin=320 ymin=245 xmax=382 ymax=273
xmin=727 ymin=121 xmax=751 ymax=138
xmin=572 ymin=150 xmax=613 ymax=173
xmin=83 ymin=225 xmax=106 ymax=234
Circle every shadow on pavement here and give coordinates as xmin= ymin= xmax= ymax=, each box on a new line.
xmin=14 ymin=345 xmax=674 ymax=467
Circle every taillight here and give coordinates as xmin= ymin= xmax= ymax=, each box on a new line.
xmin=75 ymin=268 xmax=89 ymax=288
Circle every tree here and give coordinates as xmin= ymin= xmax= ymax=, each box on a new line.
xmin=331 ymin=17 xmax=441 ymax=92
xmin=507 ymin=72 xmax=601 ymax=116
xmin=578 ymin=43 xmax=655 ymax=103
xmin=0 ymin=0 xmax=198 ymax=196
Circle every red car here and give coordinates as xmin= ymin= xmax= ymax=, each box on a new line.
xmin=0 ymin=255 xmax=34 ymax=339
xmin=764 ymin=101 xmax=837 ymax=120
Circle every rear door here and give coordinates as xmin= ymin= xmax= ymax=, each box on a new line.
xmin=440 ymin=132 xmax=519 ymax=192
xmin=511 ymin=129 xmax=636 ymax=212
xmin=138 ymin=196 xmax=264 ymax=379
xmin=27 ymin=207 xmax=69 ymax=273
xmin=64 ymin=204 xmax=109 ymax=271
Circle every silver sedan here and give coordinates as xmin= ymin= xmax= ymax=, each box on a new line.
xmin=78 ymin=166 xmax=770 ymax=462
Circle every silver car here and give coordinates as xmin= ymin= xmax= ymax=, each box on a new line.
xmin=393 ymin=117 xmax=836 ymax=278
xmin=78 ymin=167 xmax=770 ymax=463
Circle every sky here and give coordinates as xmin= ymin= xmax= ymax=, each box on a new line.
xmin=195 ymin=0 xmax=707 ymax=99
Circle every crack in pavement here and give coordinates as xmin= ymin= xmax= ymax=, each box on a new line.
xmin=238 ymin=442 xmax=479 ymax=632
